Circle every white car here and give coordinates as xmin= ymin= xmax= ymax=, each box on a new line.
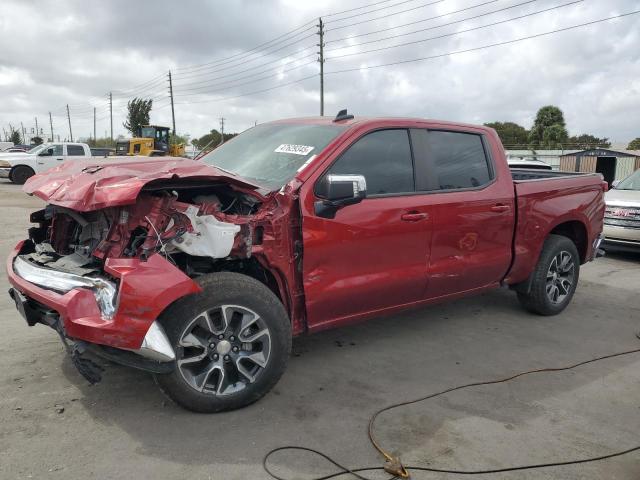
xmin=506 ymin=155 xmax=553 ymax=170
xmin=0 ymin=142 xmax=92 ymax=184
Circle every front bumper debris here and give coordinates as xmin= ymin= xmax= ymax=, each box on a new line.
xmin=7 ymin=240 xmax=201 ymax=363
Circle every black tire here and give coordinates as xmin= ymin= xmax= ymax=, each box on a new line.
xmin=517 ymin=234 xmax=580 ymax=316
xmin=154 ymin=272 xmax=291 ymax=413
xmin=10 ymin=165 xmax=35 ymax=185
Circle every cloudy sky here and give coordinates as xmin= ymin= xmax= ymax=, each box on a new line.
xmin=1 ymin=0 xmax=639 ymax=145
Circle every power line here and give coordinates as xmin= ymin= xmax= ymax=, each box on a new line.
xmin=325 ymin=0 xmax=442 ymax=25
xmin=325 ymin=0 xmax=445 ymax=31
xmin=173 ymin=33 xmax=317 ymax=80
xmin=174 ymin=25 xmax=317 ymax=74
xmin=174 ymin=59 xmax=317 ymax=96
xmin=323 ymin=0 xmax=423 ymax=19
xmin=173 ymin=74 xmax=317 ymax=106
xmin=326 ymin=0 xmax=500 ymax=44
xmin=172 ymin=45 xmax=317 ymax=85
xmin=325 ymin=10 xmax=640 ymax=74
xmin=327 ymin=0 xmax=583 ymax=60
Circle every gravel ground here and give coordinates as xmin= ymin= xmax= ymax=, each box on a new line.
xmin=0 ymin=180 xmax=638 ymax=480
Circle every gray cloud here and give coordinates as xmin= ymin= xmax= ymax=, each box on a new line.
xmin=1 ymin=0 xmax=639 ymax=144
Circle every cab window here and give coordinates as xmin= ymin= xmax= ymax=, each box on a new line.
xmin=412 ymin=130 xmax=493 ymax=191
xmin=325 ymin=129 xmax=414 ymax=195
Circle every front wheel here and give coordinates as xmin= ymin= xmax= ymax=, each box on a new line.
xmin=517 ymin=234 xmax=580 ymax=316
xmin=155 ymin=272 xmax=291 ymax=412
xmin=10 ymin=165 xmax=35 ymax=185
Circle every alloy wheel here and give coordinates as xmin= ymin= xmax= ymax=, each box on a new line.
xmin=176 ymin=305 xmax=271 ymax=396
xmin=545 ymin=250 xmax=575 ymax=304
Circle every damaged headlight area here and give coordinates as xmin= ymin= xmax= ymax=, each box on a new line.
xmin=13 ymin=255 xmax=117 ymax=319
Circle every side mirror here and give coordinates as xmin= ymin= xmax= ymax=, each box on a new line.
xmin=315 ymin=174 xmax=367 ymax=218
xmin=611 ymin=180 xmax=620 ymax=189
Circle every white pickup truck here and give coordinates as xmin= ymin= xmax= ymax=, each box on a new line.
xmin=0 ymin=142 xmax=92 ymax=184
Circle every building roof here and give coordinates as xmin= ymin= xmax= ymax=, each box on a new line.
xmin=559 ymin=148 xmax=640 ymax=158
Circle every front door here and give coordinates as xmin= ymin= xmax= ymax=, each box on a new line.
xmin=300 ymin=129 xmax=433 ymax=331
xmin=36 ymin=144 xmax=63 ymax=173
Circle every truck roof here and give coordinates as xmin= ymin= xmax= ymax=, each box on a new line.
xmin=269 ymin=115 xmax=492 ymax=132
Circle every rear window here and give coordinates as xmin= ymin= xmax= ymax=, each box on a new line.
xmin=67 ymin=145 xmax=85 ymax=156
xmin=413 ymin=130 xmax=492 ymax=191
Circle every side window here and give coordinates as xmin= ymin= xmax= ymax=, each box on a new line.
xmin=326 ymin=129 xmax=414 ymax=195
xmin=66 ymin=145 xmax=85 ymax=156
xmin=51 ymin=145 xmax=63 ymax=156
xmin=413 ymin=130 xmax=492 ymax=191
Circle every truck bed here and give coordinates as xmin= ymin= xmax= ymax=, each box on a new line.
xmin=505 ymin=171 xmax=606 ymax=285
xmin=510 ymin=169 xmax=598 ymax=182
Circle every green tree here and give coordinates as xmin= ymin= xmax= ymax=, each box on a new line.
xmin=123 ymin=97 xmax=153 ymax=135
xmin=567 ymin=134 xmax=610 ymax=149
xmin=627 ymin=138 xmax=640 ymax=150
xmin=192 ymin=129 xmax=237 ymax=149
xmin=170 ymin=133 xmax=189 ymax=145
xmin=529 ymin=105 xmax=566 ymax=147
xmin=31 ymin=136 xmax=44 ymax=145
xmin=9 ymin=128 xmax=21 ymax=145
xmin=81 ymin=137 xmax=114 ymax=148
xmin=484 ymin=121 xmax=529 ymax=146
xmin=541 ymin=124 xmax=569 ymax=148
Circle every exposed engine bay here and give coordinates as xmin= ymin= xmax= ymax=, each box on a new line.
xmin=21 ymin=183 xmax=262 ymax=280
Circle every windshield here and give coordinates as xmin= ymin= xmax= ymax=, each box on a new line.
xmin=616 ymin=169 xmax=640 ymax=190
xmin=28 ymin=144 xmax=48 ymax=155
xmin=140 ymin=127 xmax=155 ymax=138
xmin=201 ymin=123 xmax=347 ymax=190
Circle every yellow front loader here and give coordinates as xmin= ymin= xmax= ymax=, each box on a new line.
xmin=115 ymin=125 xmax=185 ymax=157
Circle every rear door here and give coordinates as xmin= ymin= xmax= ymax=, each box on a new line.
xmin=300 ymin=128 xmax=434 ymax=330
xmin=410 ymin=128 xmax=515 ymax=298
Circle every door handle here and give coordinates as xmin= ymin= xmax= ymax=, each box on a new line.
xmin=490 ymin=204 xmax=510 ymax=212
xmin=56 ymin=158 xmax=64 ymax=161
xmin=401 ymin=212 xmax=428 ymax=222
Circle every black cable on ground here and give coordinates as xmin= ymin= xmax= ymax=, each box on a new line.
xmin=263 ymin=347 xmax=640 ymax=480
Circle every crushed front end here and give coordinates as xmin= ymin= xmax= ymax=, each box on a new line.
xmin=6 ymin=185 xmax=263 ymax=378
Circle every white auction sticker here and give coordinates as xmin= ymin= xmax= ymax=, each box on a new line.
xmin=274 ymin=144 xmax=315 ymax=155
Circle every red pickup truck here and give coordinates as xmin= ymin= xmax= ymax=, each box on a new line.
xmin=7 ymin=112 xmax=606 ymax=412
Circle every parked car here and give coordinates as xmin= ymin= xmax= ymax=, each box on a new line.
xmin=0 ymin=141 xmax=15 ymax=152
xmin=507 ymin=155 xmax=553 ymax=170
xmin=7 ymin=113 xmax=606 ymax=412
xmin=602 ymin=168 xmax=640 ymax=251
xmin=0 ymin=142 xmax=92 ymax=184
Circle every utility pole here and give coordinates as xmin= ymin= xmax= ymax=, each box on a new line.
xmin=34 ymin=117 xmax=39 ymax=138
xmin=49 ymin=112 xmax=54 ymax=142
xmin=21 ymin=122 xmax=25 ymax=144
xmin=66 ymin=104 xmax=73 ymax=142
xmin=219 ymin=117 xmax=225 ymax=145
xmin=2 ymin=127 xmax=6 ymax=141
xmin=109 ymin=92 xmax=113 ymax=144
xmin=168 ymin=70 xmax=176 ymax=136
xmin=93 ymin=107 xmax=96 ymax=143
xmin=317 ymin=17 xmax=325 ymax=116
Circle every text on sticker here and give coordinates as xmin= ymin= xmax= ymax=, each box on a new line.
xmin=274 ymin=144 xmax=315 ymax=156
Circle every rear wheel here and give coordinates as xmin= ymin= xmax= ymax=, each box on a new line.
xmin=10 ymin=165 xmax=35 ymax=185
xmin=154 ymin=272 xmax=291 ymax=412
xmin=517 ymin=234 xmax=580 ymax=316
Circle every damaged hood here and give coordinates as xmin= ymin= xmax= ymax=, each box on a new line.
xmin=23 ymin=156 xmax=266 ymax=211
